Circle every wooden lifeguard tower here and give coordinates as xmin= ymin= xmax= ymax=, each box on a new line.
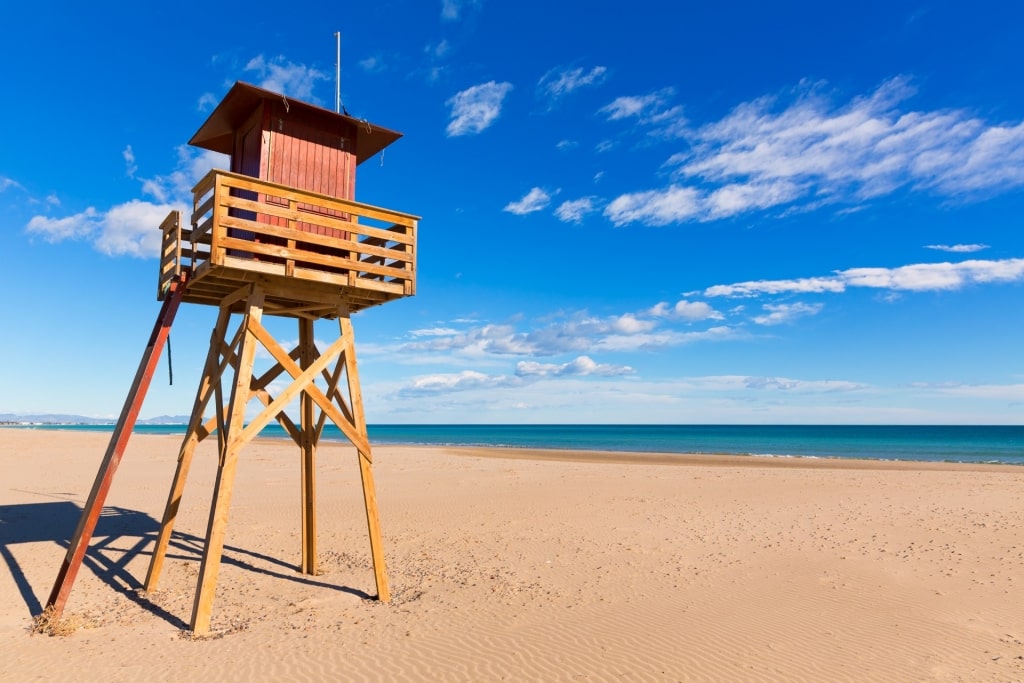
xmin=45 ymin=81 xmax=417 ymax=634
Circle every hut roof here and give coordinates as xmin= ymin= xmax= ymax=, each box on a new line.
xmin=189 ymin=81 xmax=402 ymax=164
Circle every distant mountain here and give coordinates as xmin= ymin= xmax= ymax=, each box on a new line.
xmin=0 ymin=413 xmax=190 ymax=425
xmin=138 ymin=415 xmax=192 ymax=425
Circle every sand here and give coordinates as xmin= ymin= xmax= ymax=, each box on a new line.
xmin=2 ymin=428 xmax=1024 ymax=682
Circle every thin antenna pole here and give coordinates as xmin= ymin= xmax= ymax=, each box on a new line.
xmin=334 ymin=32 xmax=341 ymax=114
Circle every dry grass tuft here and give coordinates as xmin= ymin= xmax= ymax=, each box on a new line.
xmin=30 ymin=606 xmax=93 ymax=637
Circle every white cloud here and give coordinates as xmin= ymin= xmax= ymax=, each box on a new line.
xmin=25 ymin=201 xmax=179 ymax=257
xmin=516 ymin=355 xmax=633 ymax=378
xmin=140 ymin=146 xmax=228 ymax=204
xmin=704 ymin=258 xmax=1024 ymax=297
xmin=703 ymin=276 xmax=846 ymax=298
xmin=538 ymin=65 xmax=608 ymax=99
xmin=245 ymin=55 xmax=327 ymax=101
xmin=122 ymin=145 xmax=137 ymax=178
xmin=402 ymin=305 xmax=731 ymax=361
xmin=604 ymin=185 xmax=701 ymax=226
xmin=446 ymin=81 xmax=513 ymax=136
xmin=650 ymin=300 xmax=724 ymax=321
xmin=96 ymin=200 xmax=180 ymax=257
xmin=25 ymin=145 xmax=223 ymax=258
xmin=556 ymin=139 xmax=578 ymax=151
xmin=925 ymin=243 xmax=989 ymax=253
xmin=752 ymin=302 xmax=824 ymax=326
xmin=608 ymin=77 xmax=1024 ymax=226
xmin=554 ymin=197 xmax=597 ymax=223
xmin=26 ymin=208 xmax=99 ymax=242
xmin=841 ymin=259 xmax=1024 ymax=291
xmin=405 ymin=370 xmax=518 ymax=395
xmin=611 ymin=313 xmax=655 ymax=334
xmin=504 ymin=187 xmax=552 ymax=215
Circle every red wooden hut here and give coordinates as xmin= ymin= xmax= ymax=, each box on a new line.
xmin=189 ymin=81 xmax=402 ymax=258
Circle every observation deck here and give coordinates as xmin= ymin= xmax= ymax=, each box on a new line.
xmin=158 ymin=169 xmax=417 ymax=318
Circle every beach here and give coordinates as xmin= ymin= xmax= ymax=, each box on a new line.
xmin=3 ymin=429 xmax=1024 ymax=681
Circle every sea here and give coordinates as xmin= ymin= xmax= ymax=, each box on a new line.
xmin=10 ymin=424 xmax=1024 ymax=465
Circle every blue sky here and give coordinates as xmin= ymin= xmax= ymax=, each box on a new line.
xmin=2 ymin=0 xmax=1023 ymax=424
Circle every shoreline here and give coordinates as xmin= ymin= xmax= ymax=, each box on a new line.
xmin=4 ymin=425 xmax=1022 ymax=469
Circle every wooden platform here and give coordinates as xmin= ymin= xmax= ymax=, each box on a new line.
xmin=159 ymin=170 xmax=418 ymax=318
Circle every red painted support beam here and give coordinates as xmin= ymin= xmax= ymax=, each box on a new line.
xmin=45 ymin=272 xmax=188 ymax=620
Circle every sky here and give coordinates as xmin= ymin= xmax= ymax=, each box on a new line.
xmin=1 ymin=0 xmax=1023 ymax=424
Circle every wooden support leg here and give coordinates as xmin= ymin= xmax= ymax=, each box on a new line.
xmin=145 ymin=307 xmax=232 ymax=592
xmin=299 ymin=317 xmax=318 ymax=575
xmin=190 ymin=286 xmax=264 ymax=634
xmin=339 ymin=314 xmax=390 ymax=602
xmin=45 ymin=275 xmax=186 ymax=622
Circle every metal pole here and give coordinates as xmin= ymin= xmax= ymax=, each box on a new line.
xmin=334 ymin=32 xmax=341 ymax=114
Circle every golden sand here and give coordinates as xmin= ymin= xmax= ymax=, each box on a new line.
xmin=3 ymin=429 xmax=1024 ymax=681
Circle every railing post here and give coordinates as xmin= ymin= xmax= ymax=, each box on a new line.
xmin=210 ymin=173 xmax=223 ymax=266
xmin=286 ymin=197 xmax=296 ymax=277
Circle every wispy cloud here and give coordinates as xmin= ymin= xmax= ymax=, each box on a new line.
xmin=400 ymin=355 xmax=631 ymax=397
xmin=411 ymin=327 xmax=461 ymax=337
xmin=600 ymin=87 xmax=680 ymax=122
xmin=605 ymin=186 xmax=702 ymax=225
xmin=515 ymin=355 xmax=633 ymax=378
xmin=446 ymin=81 xmax=513 ymax=136
xmin=359 ymin=54 xmax=386 ymax=73
xmin=688 ymin=375 xmax=866 ymax=393
xmin=1 ymin=176 xmax=23 ymax=192
xmin=704 ymin=258 xmax=1024 ymax=297
xmin=197 ymin=92 xmax=217 ymax=112
xmin=402 ymin=305 xmax=734 ymax=361
xmin=504 ymin=187 xmax=553 ymax=215
xmin=245 ymin=55 xmax=327 ymax=101
xmin=925 ymin=243 xmax=989 ymax=253
xmin=122 ymin=145 xmax=137 ymax=178
xmin=441 ymin=0 xmax=480 ymax=21
xmin=913 ymin=382 xmax=1024 ymax=401
xmin=606 ymin=77 xmax=1024 ymax=226
xmin=553 ymin=197 xmax=597 ymax=223
xmin=752 ymin=302 xmax=824 ymax=326
xmin=538 ymin=65 xmax=608 ymax=100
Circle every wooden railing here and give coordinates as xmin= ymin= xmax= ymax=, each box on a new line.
xmin=157 ymin=210 xmax=182 ymax=299
xmin=159 ymin=170 xmax=418 ymax=307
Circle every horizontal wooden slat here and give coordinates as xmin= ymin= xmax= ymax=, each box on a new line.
xmin=218 ymin=215 xmax=411 ymax=263
xmin=210 ymin=170 xmax=420 ymax=225
xmin=219 ymin=195 xmax=415 ymax=246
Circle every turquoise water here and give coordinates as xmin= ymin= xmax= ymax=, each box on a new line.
xmin=10 ymin=424 xmax=1024 ymax=465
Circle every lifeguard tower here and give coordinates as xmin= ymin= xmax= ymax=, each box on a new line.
xmin=45 ymin=81 xmax=417 ymax=634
